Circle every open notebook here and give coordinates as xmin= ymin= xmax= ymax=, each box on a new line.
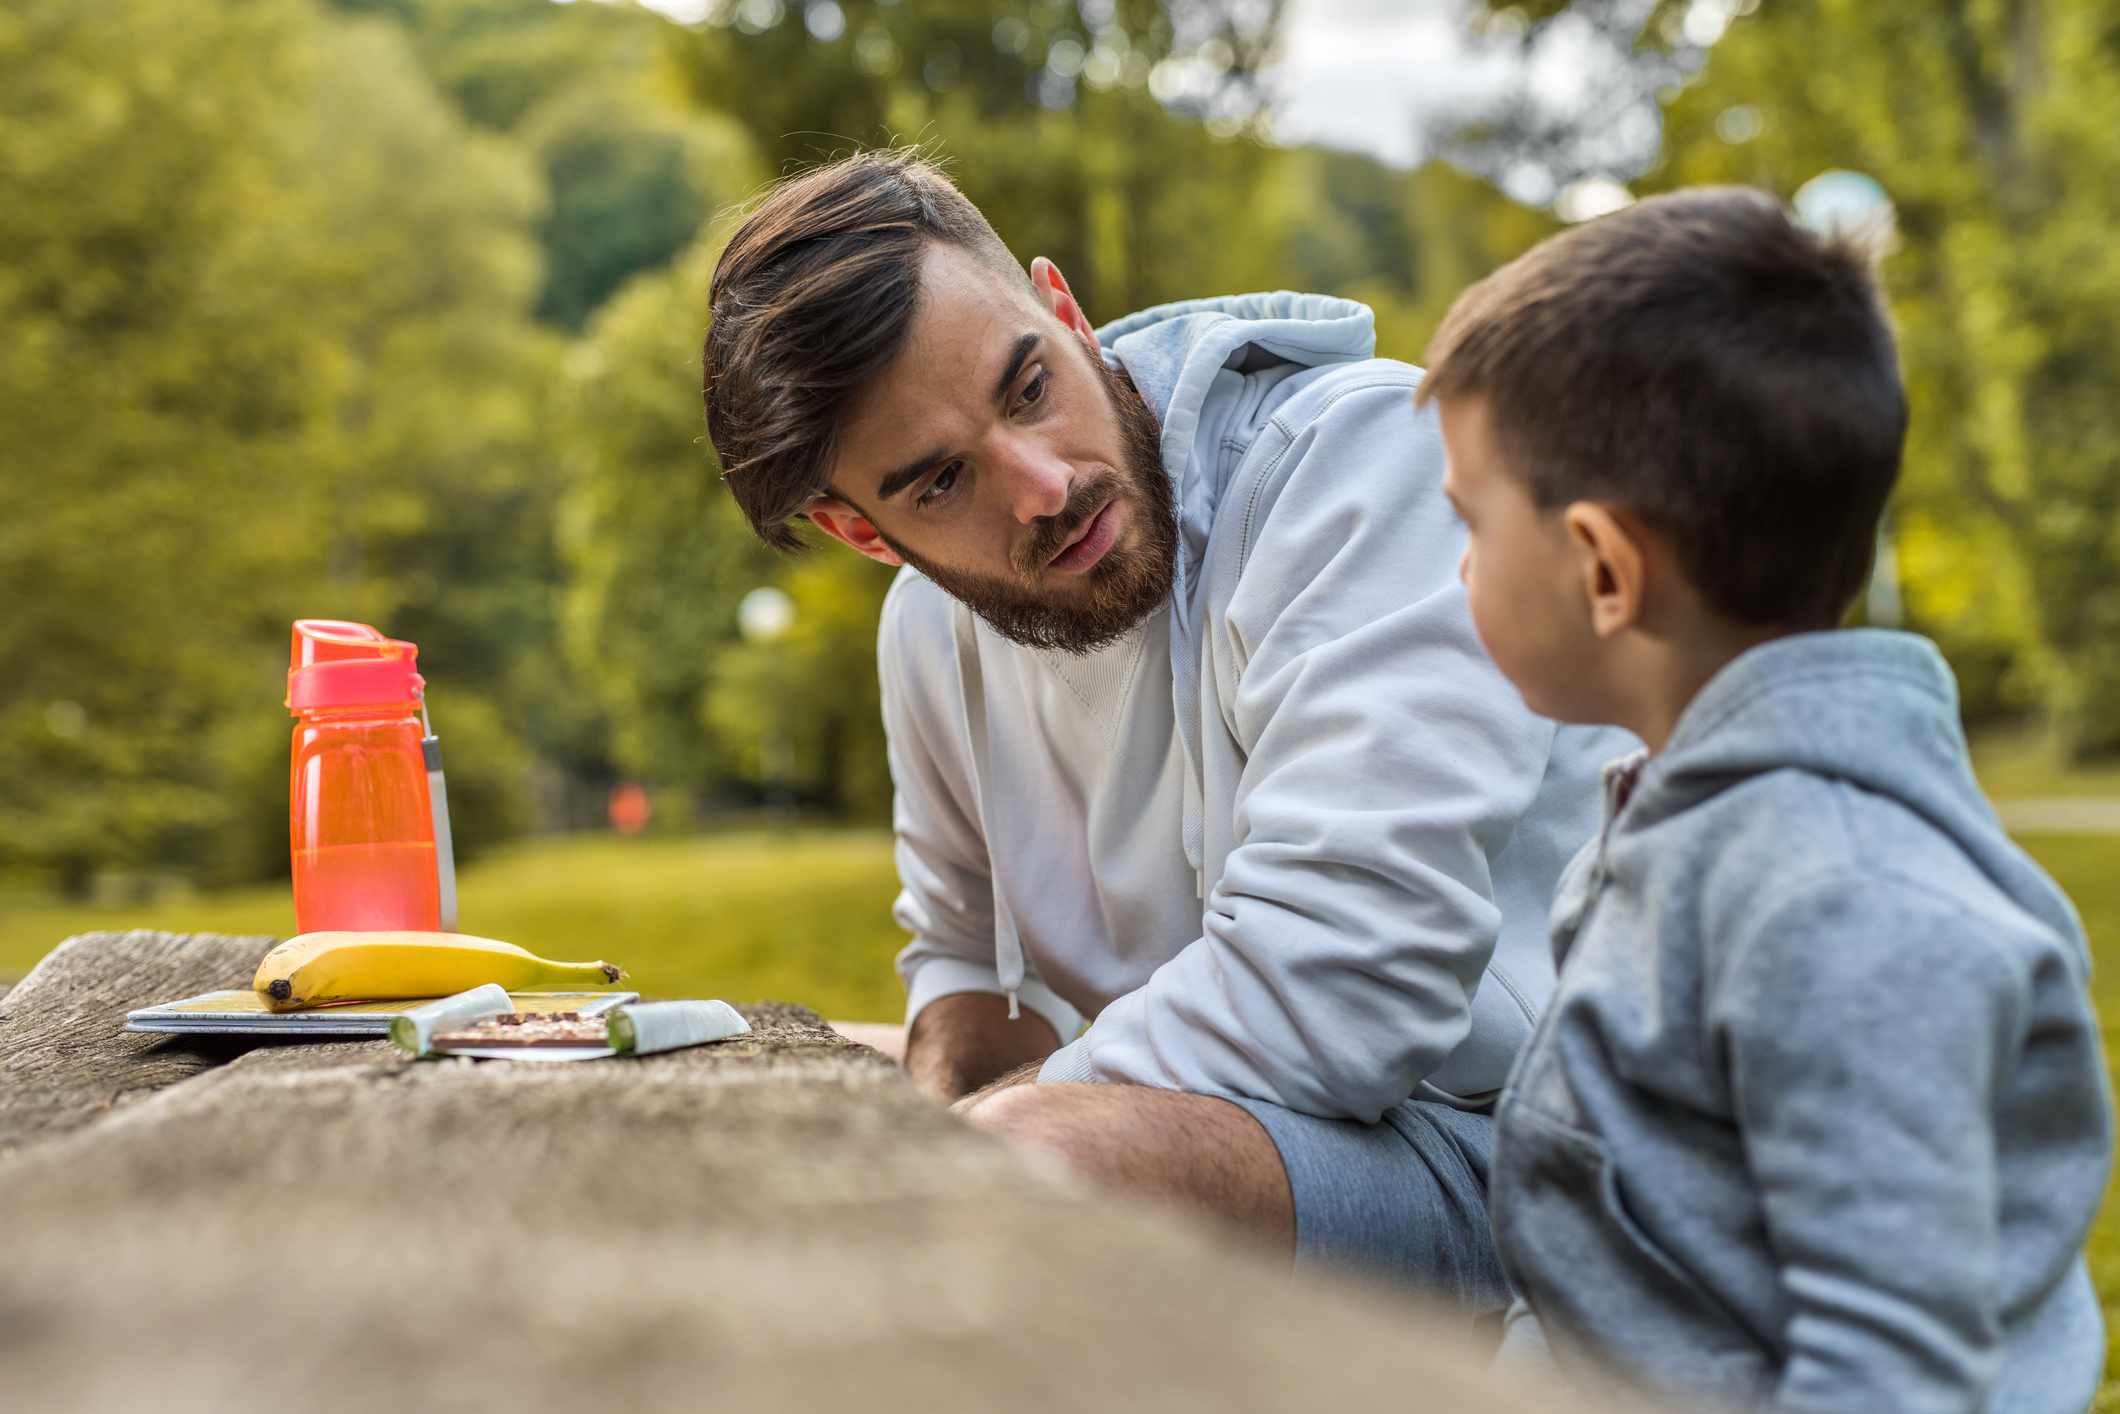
xmin=124 ymin=990 xmax=637 ymax=1037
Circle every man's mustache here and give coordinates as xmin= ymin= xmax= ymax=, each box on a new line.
xmin=1014 ymin=471 xmax=1119 ymax=576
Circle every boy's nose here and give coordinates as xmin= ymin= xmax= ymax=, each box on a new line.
xmin=1457 ymin=547 xmax=1471 ymax=585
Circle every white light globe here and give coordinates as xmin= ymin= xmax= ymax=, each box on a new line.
xmin=736 ymin=586 xmax=797 ymax=643
xmin=1793 ymin=169 xmax=1895 ymax=243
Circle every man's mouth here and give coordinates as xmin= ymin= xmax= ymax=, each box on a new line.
xmin=1046 ymin=498 xmax=1121 ymax=574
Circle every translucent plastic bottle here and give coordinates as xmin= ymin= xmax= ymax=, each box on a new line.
xmin=287 ymin=620 xmax=441 ymax=934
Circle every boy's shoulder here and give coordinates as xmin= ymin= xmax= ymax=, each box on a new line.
xmin=1680 ymin=766 xmax=2072 ymax=1002
xmin=1613 ymin=630 xmax=2085 ymax=985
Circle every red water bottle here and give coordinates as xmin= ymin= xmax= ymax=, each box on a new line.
xmin=287 ymin=620 xmax=442 ymax=933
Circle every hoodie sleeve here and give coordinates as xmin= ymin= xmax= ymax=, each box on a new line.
xmin=880 ymin=576 xmax=1083 ymax=1042
xmin=1716 ymin=870 xmax=2026 ymax=1414
xmin=1039 ymin=378 xmax=1558 ymax=1119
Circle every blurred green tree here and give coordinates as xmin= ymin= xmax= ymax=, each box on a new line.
xmin=555 ymin=236 xmax=775 ymax=798
xmin=522 ymin=88 xmax=760 ymax=331
xmin=1648 ymin=0 xmax=2120 ymax=756
xmin=554 ymin=229 xmax=901 ymax=816
xmin=8 ymin=0 xmax=1766 ymax=893
xmin=614 ymin=0 xmax=1556 ymax=806
xmin=705 ymin=554 xmax=897 ymax=817
xmin=328 ymin=0 xmax=667 ymax=131
xmin=0 ymin=0 xmax=560 ymax=891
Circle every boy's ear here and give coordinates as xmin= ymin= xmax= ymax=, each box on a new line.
xmin=1030 ymin=257 xmax=1098 ymax=351
xmin=1563 ymin=502 xmax=1646 ymax=638
xmin=805 ymin=496 xmax=903 ymax=568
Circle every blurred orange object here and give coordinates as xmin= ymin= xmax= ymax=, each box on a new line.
xmin=608 ymin=782 xmax=651 ymax=836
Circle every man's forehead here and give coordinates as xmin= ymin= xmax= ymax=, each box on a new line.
xmin=830 ymin=246 xmax=1044 ymax=489
xmin=903 ymin=242 xmax=1040 ymax=368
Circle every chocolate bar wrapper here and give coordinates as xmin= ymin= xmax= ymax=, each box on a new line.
xmin=608 ymin=1000 xmax=750 ymax=1056
xmin=390 ymin=984 xmax=514 ymax=1057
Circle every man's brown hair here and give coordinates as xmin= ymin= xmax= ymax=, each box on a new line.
xmin=1419 ymin=186 xmax=1906 ymax=629
xmin=702 ymin=149 xmax=1022 ymax=552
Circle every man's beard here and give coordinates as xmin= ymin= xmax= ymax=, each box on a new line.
xmin=880 ymin=355 xmax=1179 ymax=655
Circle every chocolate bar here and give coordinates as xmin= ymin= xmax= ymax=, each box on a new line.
xmin=431 ymin=1011 xmax=610 ymax=1050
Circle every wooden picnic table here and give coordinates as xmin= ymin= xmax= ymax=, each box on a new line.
xmin=0 ymin=931 xmax=1626 ymax=1413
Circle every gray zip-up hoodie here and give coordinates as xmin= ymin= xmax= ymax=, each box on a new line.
xmin=1492 ymin=631 xmax=2112 ymax=1412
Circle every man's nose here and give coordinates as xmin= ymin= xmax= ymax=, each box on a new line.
xmin=1457 ymin=547 xmax=1471 ymax=585
xmin=997 ymin=438 xmax=1073 ymax=524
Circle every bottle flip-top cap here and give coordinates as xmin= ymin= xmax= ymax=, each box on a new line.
xmin=287 ymin=619 xmax=425 ymax=712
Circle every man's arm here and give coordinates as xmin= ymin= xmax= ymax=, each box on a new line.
xmin=905 ymin=992 xmax=1058 ymax=1101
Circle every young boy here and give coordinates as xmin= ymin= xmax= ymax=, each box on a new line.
xmin=1420 ymin=187 xmax=2113 ymax=1412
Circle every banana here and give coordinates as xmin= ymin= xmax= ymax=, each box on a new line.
xmin=252 ymin=931 xmax=625 ymax=1010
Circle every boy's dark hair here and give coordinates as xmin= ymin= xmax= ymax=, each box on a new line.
xmin=1418 ymin=186 xmax=1906 ymax=629
xmin=702 ymin=149 xmax=1023 ymax=552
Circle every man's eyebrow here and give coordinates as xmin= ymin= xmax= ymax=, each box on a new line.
xmin=991 ymin=332 xmax=1039 ymax=403
xmin=872 ymin=333 xmax=1041 ymax=504
xmin=876 ymin=449 xmax=953 ymax=504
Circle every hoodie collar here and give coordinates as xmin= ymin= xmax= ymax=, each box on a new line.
xmin=1096 ymin=291 xmax=1376 ymax=426
xmin=1621 ymin=629 xmax=1963 ymax=836
xmin=1097 ymin=294 xmax=1376 ymax=562
xmin=1661 ymin=629 xmax=1955 ymax=761
xmin=1087 ymin=293 xmax=1377 ymax=891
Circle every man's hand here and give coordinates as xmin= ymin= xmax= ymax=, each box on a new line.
xmin=903 ymin=992 xmax=1059 ymax=1102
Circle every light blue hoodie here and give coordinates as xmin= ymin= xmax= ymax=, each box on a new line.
xmin=883 ymin=292 xmax=1627 ymax=1118
xmin=1492 ymin=630 xmax=2112 ymax=1412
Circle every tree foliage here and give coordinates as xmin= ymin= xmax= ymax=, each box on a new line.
xmin=1 ymin=0 xmax=557 ymax=888
xmin=16 ymin=0 xmax=2112 ymax=894
xmin=1644 ymin=0 xmax=2120 ymax=754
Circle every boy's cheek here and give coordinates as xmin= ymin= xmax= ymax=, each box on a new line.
xmin=1464 ymin=585 xmax=1519 ymax=680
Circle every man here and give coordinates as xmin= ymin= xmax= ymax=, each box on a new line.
xmin=701 ymin=150 xmax=1623 ymax=1305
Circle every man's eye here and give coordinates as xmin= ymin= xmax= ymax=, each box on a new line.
xmin=918 ymin=462 xmax=963 ymax=507
xmin=1015 ymin=369 xmax=1048 ymax=411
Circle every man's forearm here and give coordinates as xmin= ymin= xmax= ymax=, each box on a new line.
xmin=904 ymin=992 xmax=1059 ymax=1101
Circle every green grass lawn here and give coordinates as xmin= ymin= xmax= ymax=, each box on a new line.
xmin=1 ymin=792 xmax=2115 ymax=1401
xmin=0 ymin=827 xmax=911 ymax=1021
xmin=1971 ymin=726 xmax=2120 ymax=801
xmin=2021 ymin=833 xmax=2120 ymax=1411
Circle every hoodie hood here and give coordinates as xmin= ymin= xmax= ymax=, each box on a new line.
xmin=1098 ymin=291 xmax=1377 ymax=597
xmin=1618 ymin=629 xmax=2083 ymax=948
xmin=1073 ymin=293 xmax=1377 ymax=927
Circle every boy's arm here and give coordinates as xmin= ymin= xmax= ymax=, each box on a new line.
xmin=1717 ymin=873 xmax=2030 ymax=1414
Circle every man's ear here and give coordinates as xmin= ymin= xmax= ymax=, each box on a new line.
xmin=1562 ymin=502 xmax=1647 ymax=639
xmin=805 ymin=496 xmax=903 ymax=568
xmin=1030 ymin=257 xmax=1098 ymax=351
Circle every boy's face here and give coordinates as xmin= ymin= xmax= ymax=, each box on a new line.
xmin=1438 ymin=396 xmax=1608 ymax=722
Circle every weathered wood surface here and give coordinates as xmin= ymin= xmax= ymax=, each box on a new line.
xmin=0 ymin=932 xmax=1623 ymax=1413
xmin=0 ymin=929 xmax=280 ymax=1156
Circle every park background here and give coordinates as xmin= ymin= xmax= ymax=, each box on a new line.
xmin=3 ymin=0 xmax=2116 ymax=1402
